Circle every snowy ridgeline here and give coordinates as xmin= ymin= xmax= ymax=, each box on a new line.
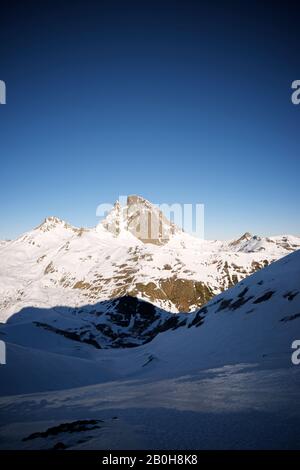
xmin=0 ymin=196 xmax=300 ymax=320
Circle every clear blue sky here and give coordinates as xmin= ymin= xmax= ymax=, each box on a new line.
xmin=1 ymin=1 xmax=299 ymax=240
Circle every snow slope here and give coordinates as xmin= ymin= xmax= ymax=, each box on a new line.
xmin=140 ymin=248 xmax=300 ymax=377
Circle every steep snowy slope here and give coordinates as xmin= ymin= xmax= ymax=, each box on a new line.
xmin=0 ymin=196 xmax=299 ymax=321
xmin=137 ymin=248 xmax=300 ymax=378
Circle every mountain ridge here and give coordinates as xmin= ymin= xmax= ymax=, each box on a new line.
xmin=1 ymin=195 xmax=299 ymax=320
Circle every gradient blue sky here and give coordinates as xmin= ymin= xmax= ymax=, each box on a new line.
xmin=0 ymin=0 xmax=299 ymax=240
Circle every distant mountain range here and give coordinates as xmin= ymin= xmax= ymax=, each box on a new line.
xmin=0 ymin=195 xmax=299 ymax=322
xmin=1 ymin=199 xmax=300 ymax=449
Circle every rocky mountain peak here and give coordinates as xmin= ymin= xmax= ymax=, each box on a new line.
xmin=36 ymin=216 xmax=73 ymax=232
xmin=127 ymin=194 xmax=149 ymax=206
xmin=230 ymin=231 xmax=252 ymax=247
xmin=102 ymin=195 xmax=180 ymax=245
xmin=242 ymin=232 xmax=252 ymax=240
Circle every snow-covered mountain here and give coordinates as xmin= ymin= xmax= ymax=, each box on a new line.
xmin=0 ymin=248 xmax=299 ymax=449
xmin=1 ymin=195 xmax=299 ymax=323
xmin=1 ymin=246 xmax=299 ymax=394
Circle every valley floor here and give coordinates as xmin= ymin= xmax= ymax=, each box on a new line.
xmin=0 ymin=362 xmax=299 ymax=450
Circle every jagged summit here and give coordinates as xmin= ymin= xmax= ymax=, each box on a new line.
xmin=230 ymin=231 xmax=252 ymax=247
xmin=241 ymin=231 xmax=252 ymax=240
xmin=36 ymin=216 xmax=68 ymax=231
xmin=101 ymin=194 xmax=180 ymax=245
xmin=127 ymin=194 xmax=149 ymax=205
xmin=35 ymin=216 xmax=84 ymax=235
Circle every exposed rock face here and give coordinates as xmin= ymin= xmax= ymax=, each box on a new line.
xmin=131 ymin=278 xmax=214 ymax=312
xmin=230 ymin=232 xmax=252 ymax=247
xmin=101 ymin=201 xmax=122 ymax=237
xmin=102 ymin=195 xmax=180 ymax=245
